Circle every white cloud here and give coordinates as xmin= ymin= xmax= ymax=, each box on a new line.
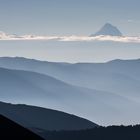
xmin=59 ymin=35 xmax=140 ymax=43
xmin=0 ymin=31 xmax=140 ymax=43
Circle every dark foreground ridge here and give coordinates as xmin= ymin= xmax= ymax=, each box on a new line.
xmin=0 ymin=114 xmax=44 ymax=140
xmin=0 ymin=101 xmax=97 ymax=131
xmin=43 ymin=125 xmax=140 ymax=140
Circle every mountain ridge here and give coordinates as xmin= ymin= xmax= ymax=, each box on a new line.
xmin=0 ymin=101 xmax=97 ymax=131
xmin=0 ymin=57 xmax=140 ymax=125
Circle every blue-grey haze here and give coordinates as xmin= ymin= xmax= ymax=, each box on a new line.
xmin=0 ymin=41 xmax=140 ymax=63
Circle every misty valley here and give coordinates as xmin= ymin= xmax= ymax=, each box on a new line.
xmin=0 ymin=57 xmax=140 ymax=139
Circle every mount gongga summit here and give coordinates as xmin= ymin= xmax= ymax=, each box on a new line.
xmin=91 ymin=23 xmax=123 ymax=36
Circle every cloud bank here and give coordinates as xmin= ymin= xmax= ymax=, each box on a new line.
xmin=0 ymin=31 xmax=140 ymax=43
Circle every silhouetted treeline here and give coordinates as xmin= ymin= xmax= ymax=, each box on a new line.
xmin=42 ymin=125 xmax=140 ymax=140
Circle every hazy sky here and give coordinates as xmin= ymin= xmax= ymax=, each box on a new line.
xmin=0 ymin=0 xmax=140 ymax=36
xmin=0 ymin=0 xmax=140 ymax=62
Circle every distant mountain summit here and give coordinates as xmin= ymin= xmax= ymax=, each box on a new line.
xmin=91 ymin=23 xmax=123 ymax=36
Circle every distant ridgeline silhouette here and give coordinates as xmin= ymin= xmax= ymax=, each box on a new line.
xmin=90 ymin=23 xmax=123 ymax=36
xmin=42 ymin=125 xmax=140 ymax=140
xmin=0 ymin=114 xmax=44 ymax=140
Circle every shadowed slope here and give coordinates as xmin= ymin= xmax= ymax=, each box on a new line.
xmin=0 ymin=114 xmax=44 ymax=140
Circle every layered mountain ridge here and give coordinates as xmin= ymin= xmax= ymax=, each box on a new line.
xmin=0 ymin=57 xmax=140 ymax=125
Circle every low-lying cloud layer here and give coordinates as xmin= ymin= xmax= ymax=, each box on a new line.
xmin=0 ymin=31 xmax=140 ymax=43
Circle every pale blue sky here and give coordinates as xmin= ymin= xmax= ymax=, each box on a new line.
xmin=0 ymin=0 xmax=139 ymax=36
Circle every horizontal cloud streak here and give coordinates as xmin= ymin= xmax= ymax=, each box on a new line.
xmin=0 ymin=31 xmax=140 ymax=43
